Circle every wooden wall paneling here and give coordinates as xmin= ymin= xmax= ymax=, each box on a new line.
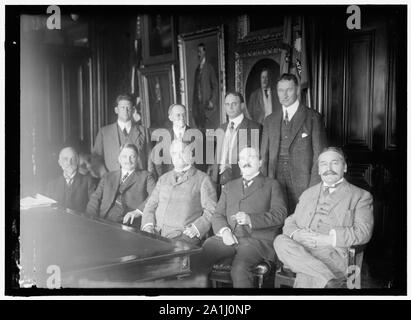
xmin=343 ymin=32 xmax=374 ymax=150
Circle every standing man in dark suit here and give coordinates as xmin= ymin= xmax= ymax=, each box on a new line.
xmin=196 ymin=147 xmax=287 ymax=287
xmin=209 ymin=92 xmax=262 ymax=190
xmin=46 ymin=147 xmax=96 ymax=212
xmin=248 ymin=68 xmax=281 ymax=124
xmin=92 ymin=93 xmax=152 ymax=177
xmin=192 ymin=43 xmax=219 ymax=129
xmin=261 ymin=73 xmax=327 ymax=214
xmin=87 ymin=143 xmax=156 ymax=227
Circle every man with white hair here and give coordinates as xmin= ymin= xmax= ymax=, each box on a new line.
xmin=142 ymin=140 xmax=217 ymax=245
xmin=274 ymin=147 xmax=374 ymax=288
xmin=46 ymin=146 xmax=96 ymax=212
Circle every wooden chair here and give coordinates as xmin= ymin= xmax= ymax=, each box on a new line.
xmin=209 ymin=257 xmax=273 ymax=288
xmin=274 ymin=245 xmax=366 ymax=288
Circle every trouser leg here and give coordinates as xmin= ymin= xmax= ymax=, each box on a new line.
xmin=274 ymin=234 xmax=335 ymax=288
xmin=230 ymin=241 xmax=264 ymax=288
xmin=191 ymin=236 xmax=236 ymax=277
xmin=275 ymin=161 xmax=298 ymax=215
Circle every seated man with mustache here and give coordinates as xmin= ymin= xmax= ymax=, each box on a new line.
xmin=194 ymin=146 xmax=287 ymax=287
xmin=274 ymin=147 xmax=374 ymax=288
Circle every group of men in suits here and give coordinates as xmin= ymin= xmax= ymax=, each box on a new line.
xmin=45 ymin=72 xmax=373 ymax=288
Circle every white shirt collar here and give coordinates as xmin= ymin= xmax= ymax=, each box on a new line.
xmin=323 ymin=178 xmax=345 ymax=192
xmin=242 ymin=171 xmax=260 ymax=181
xmin=282 ymin=99 xmax=299 ymax=121
xmin=118 ymin=120 xmax=132 ymax=133
xmin=174 ymin=164 xmax=192 ymax=173
xmin=63 ymin=170 xmax=76 ymax=181
xmin=262 ymin=87 xmax=271 ymax=94
xmin=121 ymin=169 xmax=134 ymax=178
xmin=199 ymin=57 xmax=206 ymax=68
xmin=227 ymin=113 xmax=244 ymax=130
xmin=173 ymin=125 xmax=186 ymax=137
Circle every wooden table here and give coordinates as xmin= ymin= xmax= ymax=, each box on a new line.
xmin=19 ymin=206 xmax=201 ymax=288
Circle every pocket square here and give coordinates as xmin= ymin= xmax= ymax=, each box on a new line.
xmin=302 ymin=133 xmax=308 ymax=138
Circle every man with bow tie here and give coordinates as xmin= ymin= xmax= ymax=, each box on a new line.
xmin=274 ymin=147 xmax=374 ymax=288
xmin=46 ymin=147 xmax=96 ymax=212
xmin=91 ymin=93 xmax=152 ymax=177
xmin=248 ymin=68 xmax=281 ymax=124
xmin=141 ymin=140 xmax=217 ymax=245
xmin=260 ymin=73 xmax=327 ymax=215
xmin=196 ymin=147 xmax=287 ymax=287
xmin=86 ymin=143 xmax=155 ymax=227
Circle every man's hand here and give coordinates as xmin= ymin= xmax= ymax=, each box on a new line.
xmin=183 ymin=224 xmax=199 ymax=239
xmin=232 ymin=212 xmax=251 ymax=226
xmin=123 ymin=209 xmax=143 ymax=225
xmin=292 ymin=229 xmax=317 ymax=248
xmin=222 ymin=229 xmax=238 ymax=246
xmin=142 ymin=224 xmax=155 ymax=234
xmin=206 ymin=101 xmax=214 ymax=110
xmin=293 ymin=229 xmax=333 ymax=248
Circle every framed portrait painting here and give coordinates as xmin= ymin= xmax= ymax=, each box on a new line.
xmin=141 ymin=14 xmax=176 ymax=65
xmin=178 ymin=26 xmax=226 ymax=130
xmin=138 ymin=64 xmax=177 ymax=129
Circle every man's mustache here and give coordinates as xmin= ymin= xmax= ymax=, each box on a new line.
xmin=242 ymin=163 xmax=252 ymax=168
xmin=323 ymin=170 xmax=337 ymax=176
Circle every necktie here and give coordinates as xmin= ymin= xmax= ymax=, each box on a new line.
xmin=264 ymin=89 xmax=268 ymax=98
xmin=243 ymin=179 xmax=253 ymax=189
xmin=284 ymin=109 xmax=289 ymax=125
xmin=123 ymin=127 xmax=128 ymax=137
xmin=175 ymin=171 xmax=185 ymax=182
xmin=323 ymin=181 xmax=342 ymax=195
xmin=64 ymin=174 xmax=73 ymax=186
xmin=121 ymin=172 xmax=130 ymax=185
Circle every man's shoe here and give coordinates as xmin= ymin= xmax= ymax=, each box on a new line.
xmin=325 ymin=278 xmax=347 ymax=288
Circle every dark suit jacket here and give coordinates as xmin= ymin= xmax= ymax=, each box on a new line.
xmin=260 ymin=104 xmax=327 ymax=198
xmin=192 ymin=61 xmax=218 ymax=128
xmin=46 ymin=172 xmax=96 ymax=212
xmin=92 ymin=122 xmax=152 ymax=174
xmin=210 ymin=116 xmax=262 ymax=184
xmin=248 ymin=87 xmax=280 ymax=124
xmin=212 ymin=174 xmax=287 ymax=261
xmin=86 ymin=169 xmax=156 ymax=221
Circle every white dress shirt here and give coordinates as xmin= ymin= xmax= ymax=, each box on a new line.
xmin=219 ymin=113 xmax=244 ymax=171
xmin=117 ymin=120 xmax=132 ymax=135
xmin=282 ymin=99 xmax=299 ymax=121
xmin=173 ymin=125 xmax=186 ymax=140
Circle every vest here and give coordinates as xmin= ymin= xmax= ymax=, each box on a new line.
xmin=279 ymin=116 xmax=294 ymax=157
xmin=308 ymin=185 xmax=343 ymax=234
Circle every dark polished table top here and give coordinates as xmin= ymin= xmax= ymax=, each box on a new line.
xmin=20 ymin=206 xmax=201 ymax=288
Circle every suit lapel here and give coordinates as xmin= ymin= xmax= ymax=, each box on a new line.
xmin=304 ymin=183 xmax=323 ymax=227
xmin=270 ymin=109 xmax=283 ymax=155
xmin=108 ymin=123 xmax=121 ymax=150
xmin=129 ymin=124 xmax=142 ymax=147
xmin=288 ymin=104 xmax=307 ymax=146
xmin=119 ymin=171 xmax=138 ymax=192
xmin=107 ymin=171 xmax=121 ymax=206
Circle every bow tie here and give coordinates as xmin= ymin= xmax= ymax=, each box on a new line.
xmin=323 ymin=181 xmax=342 ymax=195
xmin=175 ymin=171 xmax=187 ymax=182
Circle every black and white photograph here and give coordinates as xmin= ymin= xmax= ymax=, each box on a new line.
xmin=4 ymin=3 xmax=408 ymax=299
